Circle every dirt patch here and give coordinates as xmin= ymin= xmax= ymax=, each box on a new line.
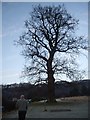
xmin=50 ymin=109 xmax=71 ymax=112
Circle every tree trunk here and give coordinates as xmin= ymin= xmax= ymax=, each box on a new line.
xmin=47 ymin=59 xmax=56 ymax=103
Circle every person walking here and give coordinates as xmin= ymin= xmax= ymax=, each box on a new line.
xmin=16 ymin=95 xmax=28 ymax=120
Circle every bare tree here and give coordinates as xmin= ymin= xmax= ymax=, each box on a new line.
xmin=17 ymin=4 xmax=87 ymax=102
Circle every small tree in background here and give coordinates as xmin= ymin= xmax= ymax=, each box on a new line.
xmin=17 ymin=4 xmax=87 ymax=102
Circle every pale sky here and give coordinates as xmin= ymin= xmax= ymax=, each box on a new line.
xmin=1 ymin=0 xmax=90 ymax=2
xmin=1 ymin=2 xmax=88 ymax=85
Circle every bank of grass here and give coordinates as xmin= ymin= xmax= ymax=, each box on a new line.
xmin=31 ymin=96 xmax=88 ymax=106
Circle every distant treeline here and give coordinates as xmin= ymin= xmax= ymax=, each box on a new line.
xmin=2 ymin=79 xmax=90 ymax=112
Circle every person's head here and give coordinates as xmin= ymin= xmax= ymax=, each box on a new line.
xmin=20 ymin=95 xmax=25 ymax=99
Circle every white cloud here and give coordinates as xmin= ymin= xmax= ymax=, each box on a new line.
xmin=2 ymin=71 xmax=22 ymax=84
xmin=2 ymin=72 xmax=21 ymax=79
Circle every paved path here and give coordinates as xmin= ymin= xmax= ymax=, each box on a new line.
xmin=2 ymin=101 xmax=88 ymax=118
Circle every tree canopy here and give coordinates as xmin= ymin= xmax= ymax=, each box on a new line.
xmin=17 ymin=4 xmax=87 ymax=102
